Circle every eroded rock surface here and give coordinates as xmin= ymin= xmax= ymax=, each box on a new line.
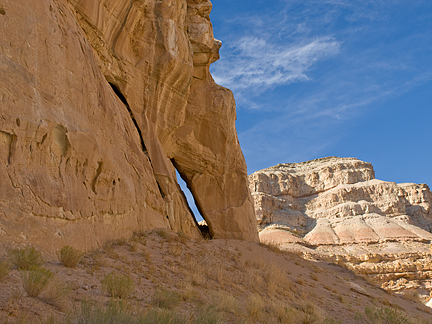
xmin=0 ymin=0 xmax=257 ymax=252
xmin=250 ymin=157 xmax=432 ymax=300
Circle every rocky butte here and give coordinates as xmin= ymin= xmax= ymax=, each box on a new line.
xmin=249 ymin=157 xmax=432 ymax=302
xmin=0 ymin=0 xmax=258 ymax=253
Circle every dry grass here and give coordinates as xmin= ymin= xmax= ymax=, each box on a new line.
xmin=9 ymin=246 xmax=44 ymax=270
xmin=168 ymin=243 xmax=183 ymax=257
xmin=245 ymin=293 xmax=265 ymax=321
xmin=268 ymin=301 xmax=296 ymax=324
xmin=192 ymin=305 xmax=223 ymax=324
xmin=154 ymin=228 xmax=170 ymax=240
xmin=0 ymin=258 xmax=10 ymax=281
xmin=151 ymin=288 xmax=181 ymax=310
xmin=39 ymin=278 xmax=71 ymax=310
xmin=58 ymin=246 xmax=84 ymax=268
xmin=297 ymin=303 xmax=320 ymax=324
xmin=1 ymin=230 xmax=430 ymax=324
xmin=210 ymin=290 xmax=240 ymax=314
xmin=363 ymin=306 xmax=410 ymax=324
xmin=100 ymin=272 xmax=134 ymax=299
xmin=67 ymin=300 xmax=188 ymax=324
xmin=20 ymin=267 xmax=53 ymax=297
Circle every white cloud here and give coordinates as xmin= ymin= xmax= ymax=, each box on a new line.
xmin=212 ymin=36 xmax=340 ymax=92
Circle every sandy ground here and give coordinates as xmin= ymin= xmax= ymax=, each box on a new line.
xmin=0 ymin=229 xmax=431 ymax=323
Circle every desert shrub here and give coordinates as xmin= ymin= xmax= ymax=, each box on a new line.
xmin=21 ymin=267 xmax=52 ymax=297
xmin=68 ymin=300 xmax=133 ymax=324
xmin=168 ymin=243 xmax=183 ymax=257
xmin=323 ymin=319 xmax=342 ymax=324
xmin=174 ymin=231 xmax=189 ymax=244
xmin=142 ymin=309 xmax=187 ymax=324
xmin=211 ymin=290 xmax=240 ymax=314
xmin=58 ymin=245 xmax=84 ymax=268
xmin=101 ymin=272 xmax=134 ymax=299
xmin=268 ymin=301 xmax=295 ymax=324
xmin=151 ymin=288 xmax=181 ymax=310
xmin=245 ymin=294 xmax=265 ymax=320
xmin=0 ymin=259 xmax=10 ymax=281
xmin=10 ymin=246 xmax=44 ymax=270
xmin=67 ymin=300 xmax=187 ymax=324
xmin=40 ymin=278 xmax=71 ymax=310
xmin=154 ymin=228 xmax=169 ymax=239
xmin=364 ymin=306 xmax=409 ymax=324
xmin=192 ymin=305 xmax=223 ymax=324
xmin=297 ymin=303 xmax=320 ymax=324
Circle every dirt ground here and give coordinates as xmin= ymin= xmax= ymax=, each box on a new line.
xmin=0 ymin=229 xmax=431 ymax=323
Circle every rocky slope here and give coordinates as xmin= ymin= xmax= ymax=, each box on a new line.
xmin=249 ymin=157 xmax=432 ymax=302
xmin=0 ymin=0 xmax=258 ymax=253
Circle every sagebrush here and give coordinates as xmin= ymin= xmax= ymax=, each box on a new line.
xmin=58 ymin=246 xmax=84 ymax=268
xmin=101 ymin=272 xmax=134 ymax=299
xmin=10 ymin=246 xmax=44 ymax=270
xmin=21 ymin=267 xmax=53 ymax=297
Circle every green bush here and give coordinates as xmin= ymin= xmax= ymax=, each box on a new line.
xmin=101 ymin=272 xmax=134 ymax=299
xmin=10 ymin=246 xmax=44 ymax=270
xmin=21 ymin=267 xmax=53 ymax=297
xmin=58 ymin=245 xmax=84 ymax=268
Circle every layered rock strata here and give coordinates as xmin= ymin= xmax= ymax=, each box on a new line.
xmin=0 ymin=0 xmax=258 ymax=253
xmin=249 ymin=157 xmax=432 ymax=300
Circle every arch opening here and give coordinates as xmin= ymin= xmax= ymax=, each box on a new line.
xmin=172 ymin=161 xmax=212 ymax=239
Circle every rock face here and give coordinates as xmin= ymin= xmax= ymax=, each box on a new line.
xmin=0 ymin=0 xmax=258 ymax=253
xmin=249 ymin=157 xmax=432 ymax=300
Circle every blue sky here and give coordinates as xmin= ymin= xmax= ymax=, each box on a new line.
xmin=208 ymin=0 xmax=432 ymax=187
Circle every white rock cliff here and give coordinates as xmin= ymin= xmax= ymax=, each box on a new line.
xmin=250 ymin=157 xmax=432 ymax=300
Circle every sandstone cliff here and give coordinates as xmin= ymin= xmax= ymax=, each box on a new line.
xmin=0 ymin=0 xmax=258 ymax=253
xmin=249 ymin=157 xmax=432 ymax=301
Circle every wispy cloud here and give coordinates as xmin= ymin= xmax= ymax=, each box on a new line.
xmin=212 ymin=36 xmax=340 ymax=92
xmin=211 ymin=0 xmax=432 ymax=113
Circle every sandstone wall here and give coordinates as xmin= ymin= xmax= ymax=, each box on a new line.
xmin=0 ymin=0 xmax=258 ymax=253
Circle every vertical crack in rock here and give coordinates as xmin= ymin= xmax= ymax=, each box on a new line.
xmin=108 ymin=82 xmax=148 ymax=154
xmin=108 ymin=82 xmax=167 ymax=199
xmin=171 ymin=158 xmax=212 ymax=239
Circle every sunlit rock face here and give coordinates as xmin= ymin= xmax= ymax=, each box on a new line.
xmin=250 ymin=157 xmax=432 ymax=300
xmin=0 ymin=0 xmax=258 ymax=253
